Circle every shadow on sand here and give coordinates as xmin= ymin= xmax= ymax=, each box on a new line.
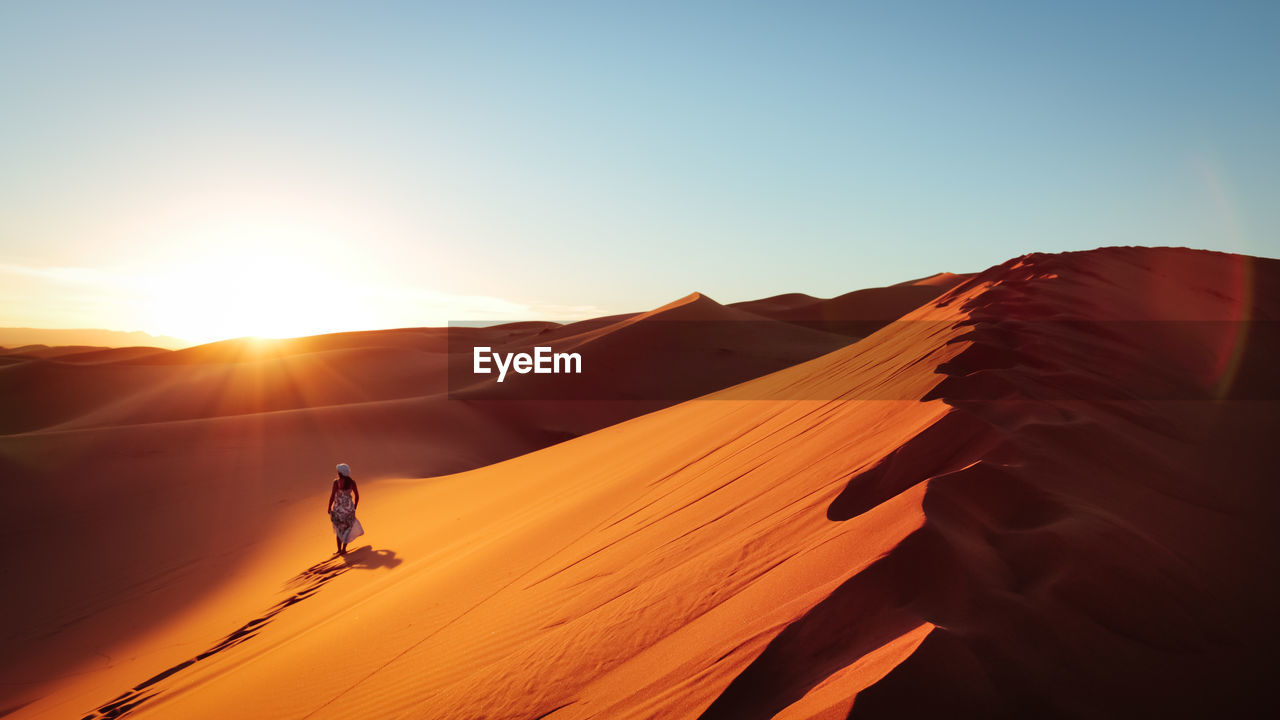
xmin=82 ymin=546 xmax=402 ymax=720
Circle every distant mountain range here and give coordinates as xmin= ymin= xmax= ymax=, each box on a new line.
xmin=0 ymin=327 xmax=190 ymax=350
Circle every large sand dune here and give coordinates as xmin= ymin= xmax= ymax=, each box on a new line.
xmin=4 ymin=247 xmax=1278 ymax=718
xmin=730 ymin=272 xmax=971 ymax=337
xmin=0 ymin=282 xmax=908 ymax=715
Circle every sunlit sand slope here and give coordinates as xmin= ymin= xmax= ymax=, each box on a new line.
xmin=0 ymin=284 xmax=937 ymax=715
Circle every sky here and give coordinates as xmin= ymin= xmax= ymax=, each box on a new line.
xmin=2 ymin=1 xmax=1277 ymax=343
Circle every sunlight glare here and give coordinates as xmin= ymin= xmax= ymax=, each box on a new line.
xmin=140 ymin=218 xmax=375 ymax=343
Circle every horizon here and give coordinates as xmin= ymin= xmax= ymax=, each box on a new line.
xmin=3 ymin=1 xmax=1277 ymax=343
xmin=0 ymin=246 xmax=1265 ymax=349
xmin=0 ymin=270 xmax=954 ymax=348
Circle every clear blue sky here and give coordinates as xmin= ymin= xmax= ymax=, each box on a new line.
xmin=1 ymin=1 xmax=1277 ymax=339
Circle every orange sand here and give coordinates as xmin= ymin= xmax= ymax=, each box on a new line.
xmin=3 ymin=247 xmax=1277 ymax=718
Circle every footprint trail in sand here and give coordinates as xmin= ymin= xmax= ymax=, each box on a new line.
xmin=81 ymin=548 xmax=398 ymax=720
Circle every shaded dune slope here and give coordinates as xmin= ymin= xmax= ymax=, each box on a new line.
xmin=708 ymin=247 xmax=1280 ymax=718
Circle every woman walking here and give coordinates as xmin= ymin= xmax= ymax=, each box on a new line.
xmin=328 ymin=463 xmax=363 ymax=555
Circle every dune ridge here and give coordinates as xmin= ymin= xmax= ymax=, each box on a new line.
xmin=731 ymin=273 xmax=972 ymax=337
xmin=708 ymin=247 xmax=1280 ymax=717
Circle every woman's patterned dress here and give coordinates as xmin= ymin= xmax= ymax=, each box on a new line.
xmin=330 ymin=486 xmax=363 ymax=543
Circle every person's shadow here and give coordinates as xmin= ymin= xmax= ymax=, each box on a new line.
xmin=339 ymin=545 xmax=403 ymax=570
xmin=288 ymin=546 xmax=403 ymax=590
xmin=82 ymin=546 xmax=406 ymax=720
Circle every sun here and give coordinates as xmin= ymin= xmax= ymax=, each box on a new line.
xmin=139 ymin=220 xmax=374 ymax=344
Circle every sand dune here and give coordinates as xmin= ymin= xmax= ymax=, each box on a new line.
xmin=725 ymin=292 xmax=821 ymax=317
xmin=5 ymin=247 xmax=1278 ymax=718
xmin=0 ymin=327 xmax=188 ymax=351
xmin=0 ymin=282 xmax=926 ymax=713
xmin=732 ymin=274 xmax=971 ymax=337
xmin=892 ymin=271 xmax=968 ymax=288
xmin=452 ymin=292 xmax=855 ymax=434
xmin=0 ymin=292 xmax=852 ymax=436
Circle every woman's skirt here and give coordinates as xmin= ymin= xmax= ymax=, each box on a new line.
xmin=330 ymin=496 xmax=365 ymax=544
